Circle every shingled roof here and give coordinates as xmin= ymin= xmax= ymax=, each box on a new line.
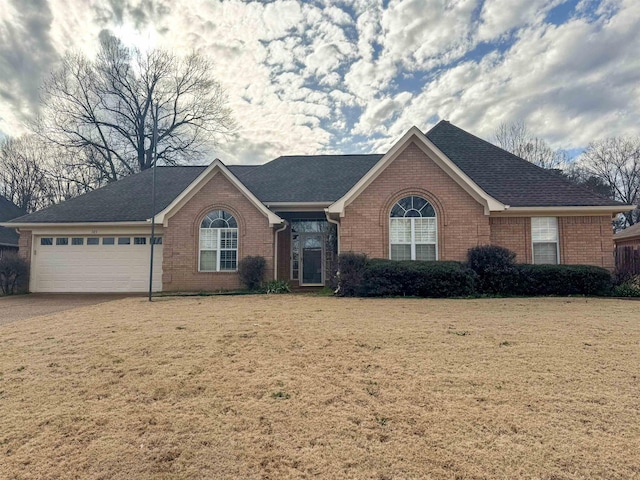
xmin=425 ymin=121 xmax=622 ymax=207
xmin=6 ymin=121 xmax=627 ymax=225
xmin=0 ymin=195 xmax=24 ymax=246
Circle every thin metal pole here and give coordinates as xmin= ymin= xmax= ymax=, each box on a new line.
xmin=149 ymin=102 xmax=159 ymax=302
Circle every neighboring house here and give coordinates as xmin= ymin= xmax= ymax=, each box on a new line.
xmin=614 ymin=223 xmax=640 ymax=274
xmin=2 ymin=121 xmax=634 ymax=293
xmin=0 ymin=195 xmax=24 ymax=259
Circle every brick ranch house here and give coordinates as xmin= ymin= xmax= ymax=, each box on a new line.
xmin=0 ymin=195 xmax=23 ymax=259
xmin=2 ymin=121 xmax=634 ymax=293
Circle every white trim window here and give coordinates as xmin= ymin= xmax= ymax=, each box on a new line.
xmin=199 ymin=210 xmax=238 ymax=272
xmin=389 ymin=196 xmax=437 ymax=261
xmin=531 ymin=217 xmax=559 ymax=264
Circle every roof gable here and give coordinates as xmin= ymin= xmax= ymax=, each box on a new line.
xmin=154 ymin=159 xmax=282 ymax=226
xmin=327 ymin=126 xmax=507 ymax=216
xmin=614 ymin=222 xmax=640 ymax=241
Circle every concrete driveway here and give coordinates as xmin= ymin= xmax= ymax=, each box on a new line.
xmin=0 ymin=294 xmax=131 ymax=326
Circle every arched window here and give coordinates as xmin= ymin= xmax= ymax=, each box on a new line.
xmin=199 ymin=210 xmax=238 ymax=271
xmin=389 ymin=195 xmax=437 ymax=261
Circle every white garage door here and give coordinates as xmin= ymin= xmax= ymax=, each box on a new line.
xmin=32 ymin=235 xmax=163 ymax=293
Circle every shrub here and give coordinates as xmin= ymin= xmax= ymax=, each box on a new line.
xmin=611 ymin=275 xmax=640 ymax=297
xmin=467 ymin=245 xmax=517 ymax=294
xmin=334 ymin=252 xmax=368 ymax=297
xmin=512 ymin=264 xmax=613 ymax=296
xmin=0 ymin=253 xmax=29 ymax=295
xmin=263 ymin=280 xmax=291 ymax=294
xmin=238 ymin=256 xmax=266 ymax=290
xmin=361 ymin=259 xmax=477 ymax=298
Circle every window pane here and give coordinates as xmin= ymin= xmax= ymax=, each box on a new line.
xmin=390 ymin=244 xmax=411 ymax=261
xmin=118 ymin=237 xmax=131 ymax=245
xmin=533 ymin=242 xmax=558 ymax=265
xmin=152 ymin=237 xmax=162 ymax=245
xmin=200 ymin=251 xmax=217 ymax=271
xmin=87 ymin=238 xmax=99 ymax=245
xmin=72 ymin=237 xmax=84 ymax=245
xmin=220 ymin=229 xmax=238 ymax=249
xmin=415 ymin=218 xmax=437 ymax=243
xmin=199 ymin=229 xmax=218 ymax=249
xmin=532 ymin=217 xmax=558 ymax=242
xmin=416 ymin=244 xmax=437 ymax=261
xmin=134 ymin=237 xmax=147 ymax=245
xmin=40 ymin=237 xmax=53 ymax=246
xmin=56 ymin=238 xmax=68 ymax=246
xmin=390 ymin=218 xmax=411 ymax=243
xmin=220 ymin=250 xmax=237 ymax=271
xmin=103 ymin=237 xmax=115 ymax=245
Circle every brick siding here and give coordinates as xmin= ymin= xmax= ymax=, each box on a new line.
xmin=340 ymin=142 xmax=490 ymax=261
xmin=162 ymin=172 xmax=274 ymax=292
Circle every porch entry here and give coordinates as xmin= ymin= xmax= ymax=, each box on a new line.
xmin=290 ymin=218 xmax=337 ymax=287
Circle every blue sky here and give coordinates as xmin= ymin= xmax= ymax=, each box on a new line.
xmin=0 ymin=0 xmax=638 ymax=164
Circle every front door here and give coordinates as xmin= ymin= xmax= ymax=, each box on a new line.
xmin=300 ymin=233 xmax=324 ymax=286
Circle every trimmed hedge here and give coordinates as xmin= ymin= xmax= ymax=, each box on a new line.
xmin=512 ymin=264 xmax=613 ymax=296
xmin=467 ymin=245 xmax=516 ymax=295
xmin=361 ymin=259 xmax=477 ymax=298
xmin=333 ymin=249 xmax=614 ymax=298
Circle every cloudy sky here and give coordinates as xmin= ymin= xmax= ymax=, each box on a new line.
xmin=0 ymin=0 xmax=639 ymax=164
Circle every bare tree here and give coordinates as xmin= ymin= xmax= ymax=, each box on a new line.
xmin=0 ymin=136 xmax=51 ymax=213
xmin=579 ymin=137 xmax=640 ymax=226
xmin=37 ymin=34 xmax=234 ymax=184
xmin=494 ymin=121 xmax=567 ymax=169
xmin=0 ymin=135 xmax=100 ymax=213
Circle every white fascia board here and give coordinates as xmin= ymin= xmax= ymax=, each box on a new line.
xmin=154 ymin=159 xmax=283 ymax=227
xmin=327 ymin=126 xmax=507 ymax=217
xmin=495 ymin=205 xmax=636 ymax=216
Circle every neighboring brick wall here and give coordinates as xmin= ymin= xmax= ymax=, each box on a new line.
xmin=340 ymin=142 xmax=490 ymax=261
xmin=18 ymin=229 xmax=32 ymax=264
xmin=162 ymin=172 xmax=274 ymax=292
xmin=490 ymin=217 xmax=532 ymax=263
xmin=560 ymin=215 xmax=615 ymax=269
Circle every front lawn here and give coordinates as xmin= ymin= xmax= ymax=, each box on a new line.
xmin=1 ymin=296 xmax=639 ymax=479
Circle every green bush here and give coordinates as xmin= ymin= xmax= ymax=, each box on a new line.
xmin=467 ymin=245 xmax=517 ymax=294
xmin=263 ymin=280 xmax=291 ymax=294
xmin=361 ymin=259 xmax=477 ymax=298
xmin=334 ymin=252 xmax=368 ymax=297
xmin=238 ymin=255 xmax=266 ymax=290
xmin=0 ymin=253 xmax=29 ymax=295
xmin=611 ymin=275 xmax=640 ymax=297
xmin=512 ymin=264 xmax=613 ymax=296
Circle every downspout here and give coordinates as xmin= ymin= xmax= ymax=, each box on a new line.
xmin=273 ymin=221 xmax=288 ymax=280
xmin=324 ymin=209 xmax=340 ymax=254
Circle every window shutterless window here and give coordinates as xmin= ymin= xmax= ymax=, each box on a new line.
xmin=389 ymin=196 xmax=437 ymax=261
xmin=72 ymin=237 xmax=84 ymax=245
xmin=118 ymin=237 xmax=131 ymax=245
xmin=199 ymin=210 xmax=238 ymax=272
xmin=134 ymin=237 xmax=147 ymax=245
xmin=151 ymin=237 xmax=162 ymax=245
xmin=532 ymin=217 xmax=559 ymax=265
xmin=56 ymin=238 xmax=69 ymax=246
xmin=102 ymin=237 xmax=115 ymax=245
xmin=87 ymin=238 xmax=99 ymax=245
xmin=40 ymin=237 xmax=53 ymax=246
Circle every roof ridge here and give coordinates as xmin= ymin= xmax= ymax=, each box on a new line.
xmin=435 ymin=121 xmax=622 ymax=205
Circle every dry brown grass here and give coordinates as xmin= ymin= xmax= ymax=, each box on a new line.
xmin=0 ymin=295 xmax=639 ymax=479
